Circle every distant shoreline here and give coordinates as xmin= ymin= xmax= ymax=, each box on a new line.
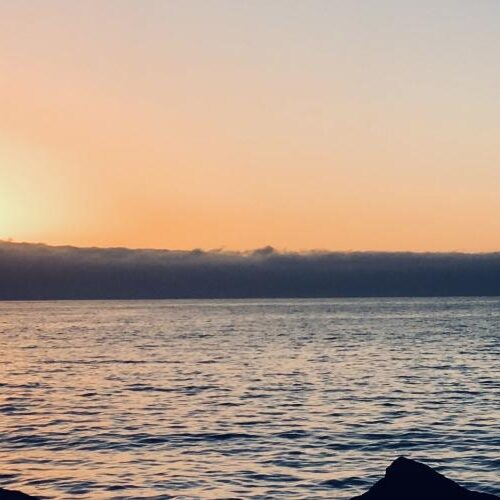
xmin=2 ymin=241 xmax=500 ymax=300
xmin=1 ymin=295 xmax=500 ymax=302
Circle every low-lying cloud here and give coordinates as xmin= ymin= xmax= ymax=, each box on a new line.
xmin=1 ymin=241 xmax=500 ymax=299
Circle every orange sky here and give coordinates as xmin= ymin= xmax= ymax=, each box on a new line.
xmin=1 ymin=1 xmax=500 ymax=251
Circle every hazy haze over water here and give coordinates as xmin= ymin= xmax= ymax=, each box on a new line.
xmin=1 ymin=298 xmax=499 ymax=498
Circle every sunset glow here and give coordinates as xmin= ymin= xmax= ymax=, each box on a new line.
xmin=1 ymin=1 xmax=500 ymax=251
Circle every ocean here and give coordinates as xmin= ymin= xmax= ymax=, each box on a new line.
xmin=1 ymin=298 xmax=499 ymax=498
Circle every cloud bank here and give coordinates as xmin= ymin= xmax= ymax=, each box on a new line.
xmin=1 ymin=241 xmax=500 ymax=299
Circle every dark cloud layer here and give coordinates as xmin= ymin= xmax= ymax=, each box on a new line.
xmin=1 ymin=241 xmax=500 ymax=299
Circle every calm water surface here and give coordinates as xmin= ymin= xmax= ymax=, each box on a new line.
xmin=0 ymin=298 xmax=499 ymax=498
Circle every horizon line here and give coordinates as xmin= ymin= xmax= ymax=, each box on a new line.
xmin=2 ymin=239 xmax=500 ymax=256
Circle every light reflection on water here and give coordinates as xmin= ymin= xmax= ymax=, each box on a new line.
xmin=0 ymin=298 xmax=499 ymax=499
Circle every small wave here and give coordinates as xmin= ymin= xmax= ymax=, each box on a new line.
xmin=274 ymin=430 xmax=310 ymax=440
xmin=321 ymin=477 xmax=369 ymax=489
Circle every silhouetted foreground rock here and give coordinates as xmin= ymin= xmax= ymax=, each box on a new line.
xmin=351 ymin=457 xmax=499 ymax=500
xmin=0 ymin=486 xmax=37 ymax=499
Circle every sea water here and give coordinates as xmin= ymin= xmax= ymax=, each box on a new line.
xmin=0 ymin=298 xmax=499 ymax=498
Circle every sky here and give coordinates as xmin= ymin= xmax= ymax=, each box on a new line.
xmin=1 ymin=0 xmax=500 ymax=251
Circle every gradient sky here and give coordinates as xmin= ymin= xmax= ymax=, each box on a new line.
xmin=1 ymin=0 xmax=500 ymax=251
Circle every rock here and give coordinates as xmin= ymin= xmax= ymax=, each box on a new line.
xmin=0 ymin=486 xmax=38 ymax=499
xmin=351 ymin=457 xmax=499 ymax=500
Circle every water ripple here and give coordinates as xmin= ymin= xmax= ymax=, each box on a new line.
xmin=0 ymin=298 xmax=499 ymax=499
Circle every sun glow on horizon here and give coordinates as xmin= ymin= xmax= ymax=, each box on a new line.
xmin=1 ymin=1 xmax=500 ymax=252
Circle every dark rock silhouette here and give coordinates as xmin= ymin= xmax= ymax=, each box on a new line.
xmin=0 ymin=486 xmax=37 ymax=499
xmin=351 ymin=457 xmax=499 ymax=499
